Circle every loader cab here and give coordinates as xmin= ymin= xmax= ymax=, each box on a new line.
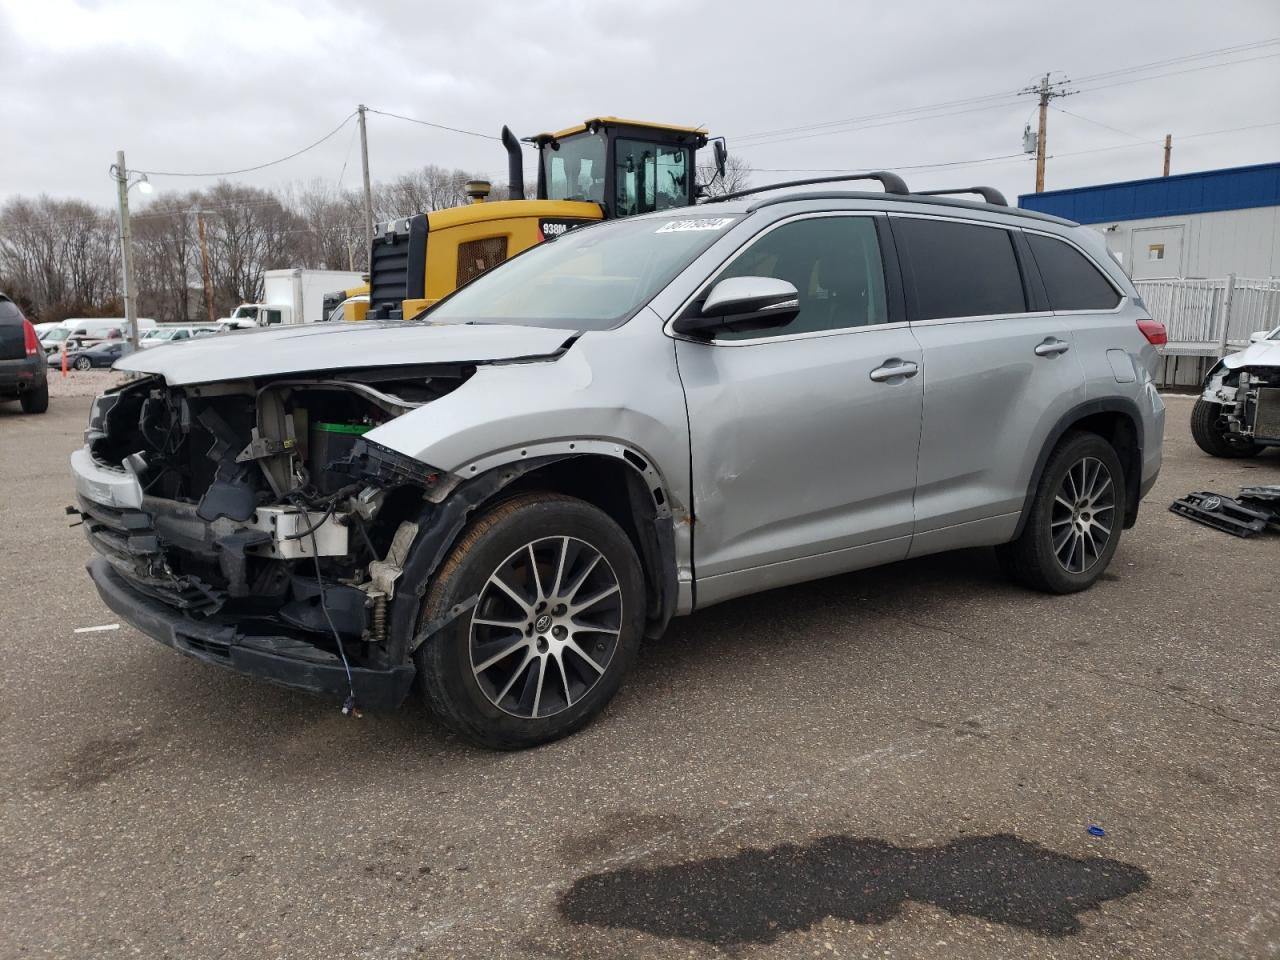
xmin=532 ymin=118 xmax=708 ymax=218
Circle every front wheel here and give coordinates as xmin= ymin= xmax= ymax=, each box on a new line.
xmin=1190 ymin=399 xmax=1262 ymax=458
xmin=415 ymin=493 xmax=645 ymax=750
xmin=74 ymin=356 xmax=92 ymax=371
xmin=997 ymin=431 xmax=1126 ymax=594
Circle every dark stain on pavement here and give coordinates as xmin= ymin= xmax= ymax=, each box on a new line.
xmin=47 ymin=730 xmax=147 ymax=791
xmin=560 ymin=833 xmax=1149 ymax=944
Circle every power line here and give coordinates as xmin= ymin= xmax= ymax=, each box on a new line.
xmin=1071 ymin=50 xmax=1280 ymax=97
xmin=1050 ymin=106 xmax=1156 ymax=144
xmin=750 ymin=152 xmax=1030 ymax=174
xmin=365 ymin=107 xmax=499 ymax=140
xmin=728 ymin=38 xmax=1280 ymax=149
xmin=1070 ymin=37 xmax=1280 ymax=84
xmin=137 ymin=112 xmax=357 ymax=178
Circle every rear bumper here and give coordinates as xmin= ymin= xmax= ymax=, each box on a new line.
xmin=0 ymin=356 xmax=46 ymax=392
xmin=87 ymin=556 xmax=416 ymax=710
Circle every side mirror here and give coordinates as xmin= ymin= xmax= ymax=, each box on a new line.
xmin=672 ymin=276 xmax=800 ymax=338
xmin=1249 ymin=330 xmax=1269 ymax=343
xmin=713 ymin=140 xmax=728 ymax=180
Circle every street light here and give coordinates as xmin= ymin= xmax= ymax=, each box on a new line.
xmin=108 ymin=153 xmax=151 ymax=349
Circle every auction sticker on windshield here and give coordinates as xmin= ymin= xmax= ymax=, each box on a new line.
xmin=655 ymin=218 xmax=735 ymax=233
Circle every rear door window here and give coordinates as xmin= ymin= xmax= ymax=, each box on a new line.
xmin=1026 ymin=233 xmax=1122 ymax=311
xmin=894 ymin=218 xmax=1026 ymax=321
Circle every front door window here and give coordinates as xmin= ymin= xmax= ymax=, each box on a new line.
xmin=614 ymin=139 xmax=690 ymax=217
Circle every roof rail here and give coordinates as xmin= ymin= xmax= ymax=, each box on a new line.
xmin=706 ymin=171 xmax=910 ymax=203
xmin=913 ymin=186 xmax=1008 ymax=206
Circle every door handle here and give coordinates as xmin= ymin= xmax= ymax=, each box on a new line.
xmin=1034 ymin=337 xmax=1071 ymax=357
xmin=869 ymin=359 xmax=919 ymax=383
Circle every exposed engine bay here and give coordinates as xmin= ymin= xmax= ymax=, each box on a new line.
xmin=1201 ymin=362 xmax=1280 ymax=445
xmin=74 ymin=365 xmax=472 ymax=673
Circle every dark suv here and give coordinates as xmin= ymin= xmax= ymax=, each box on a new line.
xmin=0 ymin=293 xmax=48 ymax=414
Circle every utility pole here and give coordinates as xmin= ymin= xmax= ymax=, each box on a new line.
xmin=111 ymin=150 xmax=141 ymax=349
xmin=196 ymin=209 xmax=216 ymax=323
xmin=1020 ymin=73 xmax=1073 ymax=193
xmin=1162 ymin=134 xmax=1172 ymax=177
xmin=357 ymin=104 xmax=373 ymax=255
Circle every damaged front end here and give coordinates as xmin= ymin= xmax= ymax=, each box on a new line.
xmin=1202 ymin=360 xmax=1280 ymax=446
xmin=72 ymin=365 xmax=470 ymax=708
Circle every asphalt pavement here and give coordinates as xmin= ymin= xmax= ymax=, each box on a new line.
xmin=1 ymin=384 xmax=1277 ymax=959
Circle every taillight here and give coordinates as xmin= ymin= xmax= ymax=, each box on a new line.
xmin=1137 ymin=318 xmax=1167 ymax=346
xmin=22 ymin=319 xmax=39 ymax=356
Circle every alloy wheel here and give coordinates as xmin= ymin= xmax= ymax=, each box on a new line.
xmin=1050 ymin=456 xmax=1116 ymax=574
xmin=469 ymin=536 xmax=623 ymax=719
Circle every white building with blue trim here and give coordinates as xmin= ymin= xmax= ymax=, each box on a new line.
xmin=1021 ymin=163 xmax=1280 ymax=383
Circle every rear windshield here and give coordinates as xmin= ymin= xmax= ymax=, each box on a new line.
xmin=424 ymin=215 xmax=740 ymax=330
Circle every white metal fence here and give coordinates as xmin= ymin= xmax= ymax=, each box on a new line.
xmin=1134 ymin=275 xmax=1280 ymax=356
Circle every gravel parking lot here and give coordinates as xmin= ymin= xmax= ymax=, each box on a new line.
xmin=2 ymin=385 xmax=1277 ymax=959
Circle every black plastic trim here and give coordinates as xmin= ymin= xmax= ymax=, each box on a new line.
xmin=1012 ymin=398 xmax=1146 ymax=539
xmin=915 ymin=186 xmax=1008 ymax=206
xmin=87 ymin=557 xmax=415 ymax=710
xmin=743 ymin=190 xmax=1076 ymax=225
xmin=711 ymin=171 xmax=909 ymax=204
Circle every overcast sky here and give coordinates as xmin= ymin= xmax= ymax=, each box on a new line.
xmin=2 ymin=0 xmax=1278 ymax=212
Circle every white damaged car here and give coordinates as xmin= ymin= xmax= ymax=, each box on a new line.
xmin=1192 ymin=326 xmax=1280 ymax=457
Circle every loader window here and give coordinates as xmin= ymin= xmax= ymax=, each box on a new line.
xmin=615 ymin=139 xmax=690 ymax=216
xmin=544 ymin=132 xmax=606 ymax=203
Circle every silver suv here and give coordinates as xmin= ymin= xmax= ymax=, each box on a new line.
xmin=71 ymin=175 xmax=1166 ymax=748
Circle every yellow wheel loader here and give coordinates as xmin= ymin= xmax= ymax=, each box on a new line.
xmin=365 ymin=117 xmax=724 ymax=321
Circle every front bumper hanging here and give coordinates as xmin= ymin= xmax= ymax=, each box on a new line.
xmin=86 ymin=557 xmax=416 ymax=710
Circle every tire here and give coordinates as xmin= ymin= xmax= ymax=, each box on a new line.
xmin=996 ymin=430 xmax=1126 ymax=594
xmin=19 ymin=382 xmax=48 ymax=414
xmin=1190 ymin=398 xmax=1263 ymax=458
xmin=415 ymin=492 xmax=645 ymax=750
xmin=74 ymin=356 xmax=92 ymax=371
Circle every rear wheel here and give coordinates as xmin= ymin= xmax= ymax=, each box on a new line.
xmin=415 ymin=493 xmax=645 ymax=750
xmin=19 ymin=382 xmax=48 ymax=414
xmin=74 ymin=356 xmax=92 ymax=371
xmin=997 ymin=431 xmax=1126 ymax=594
xmin=1190 ymin=398 xmax=1262 ymax=458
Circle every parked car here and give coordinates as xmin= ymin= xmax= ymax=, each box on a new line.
xmin=54 ymin=340 xmax=134 ymax=371
xmin=140 ymin=326 xmax=197 ymax=348
xmin=60 ymin=317 xmax=158 ymax=350
xmin=1192 ymin=325 xmax=1280 ymax=457
xmin=71 ymin=178 xmax=1166 ymax=748
xmin=0 ymin=292 xmax=48 ymax=414
xmin=39 ymin=324 xmax=72 ymax=356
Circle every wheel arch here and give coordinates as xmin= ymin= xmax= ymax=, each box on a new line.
xmin=1013 ymin=398 xmax=1144 ymax=538
xmin=384 ymin=444 xmax=678 ymax=668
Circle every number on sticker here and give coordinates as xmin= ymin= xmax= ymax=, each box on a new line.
xmin=655 ymin=218 xmax=735 ymax=233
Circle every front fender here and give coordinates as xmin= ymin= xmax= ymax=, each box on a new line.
xmin=363 ymin=319 xmax=691 ymax=515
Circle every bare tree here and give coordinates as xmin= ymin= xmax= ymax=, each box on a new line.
xmin=133 ymin=193 xmax=200 ymax=320
xmin=0 ymin=196 xmax=119 ymax=321
xmin=282 ymin=180 xmax=365 ymax=271
xmin=201 ymin=182 xmax=304 ymax=311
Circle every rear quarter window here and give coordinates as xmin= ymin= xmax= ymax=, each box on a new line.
xmin=1026 ymin=233 xmax=1122 ymax=311
xmin=0 ymin=299 xmax=24 ymax=323
xmin=894 ymin=218 xmax=1026 ymax=321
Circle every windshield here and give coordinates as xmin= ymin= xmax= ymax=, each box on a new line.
xmin=425 ymin=214 xmax=740 ymax=330
xmin=43 ymin=328 xmax=70 ymax=342
xmin=543 ymin=133 xmax=606 ymax=203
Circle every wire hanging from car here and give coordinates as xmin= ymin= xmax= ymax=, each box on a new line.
xmin=283 ymin=491 xmax=360 ymax=717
